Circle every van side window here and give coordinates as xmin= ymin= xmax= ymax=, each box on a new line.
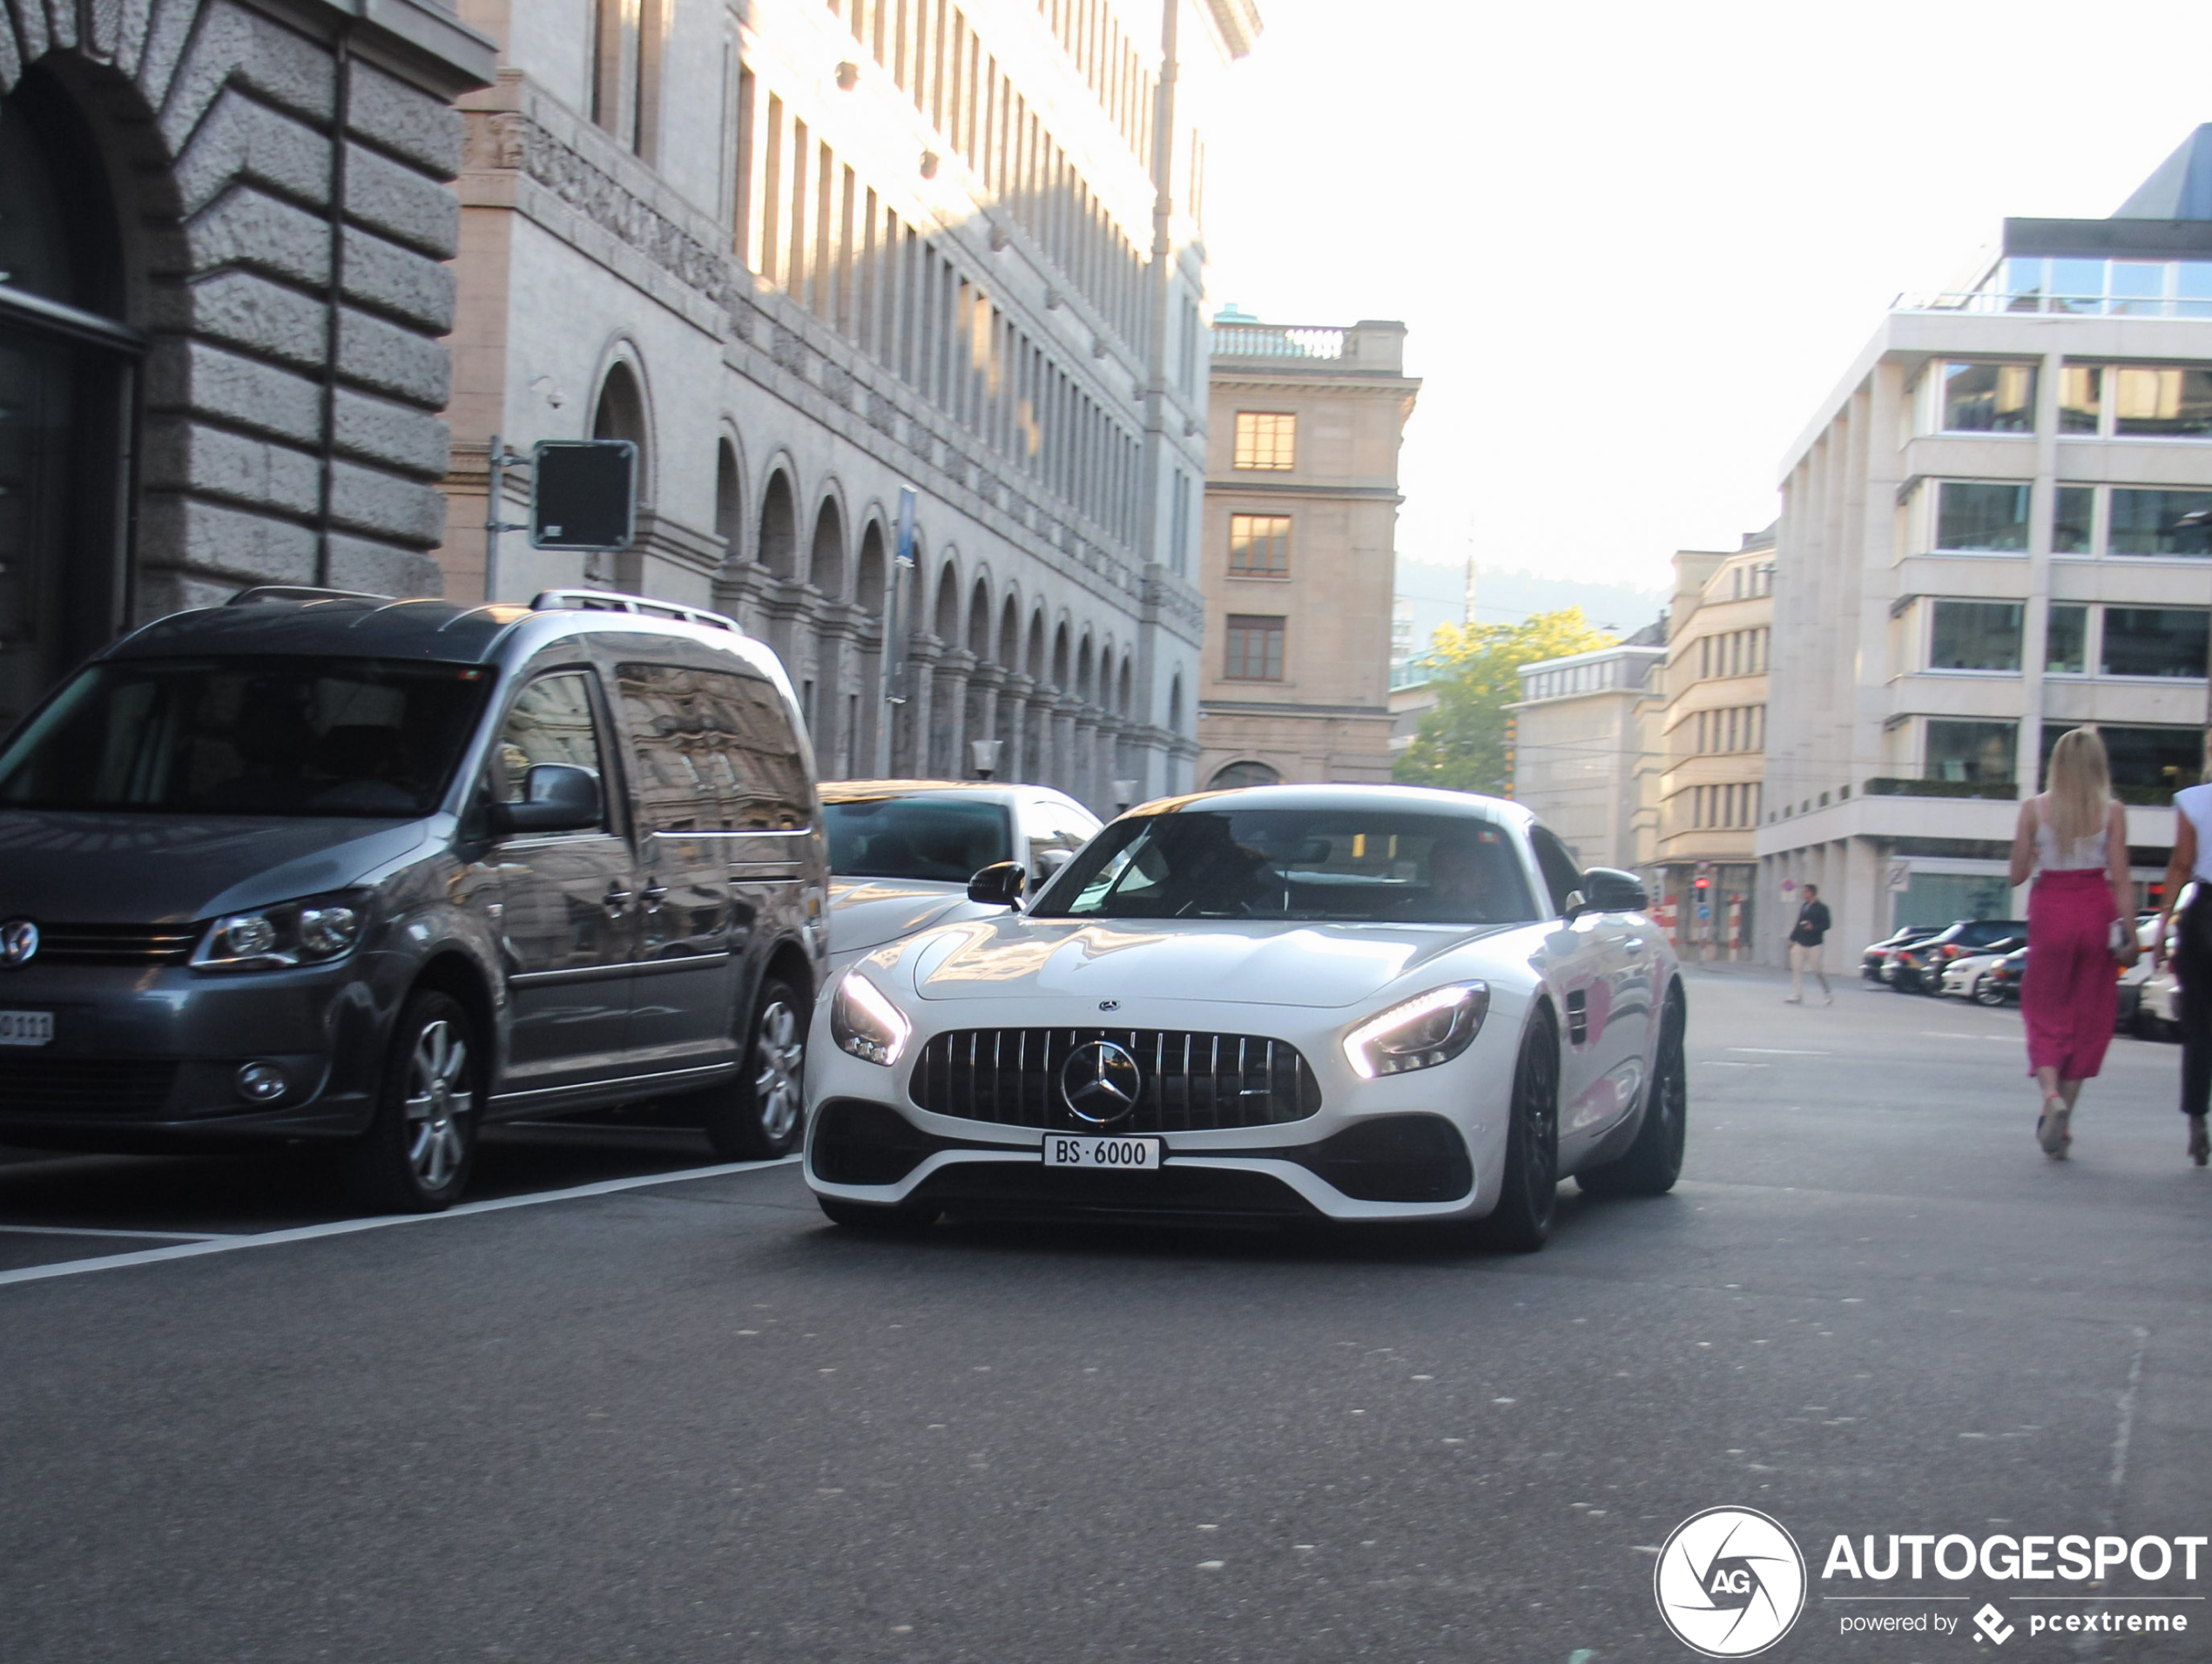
xmin=1527 ymin=825 xmax=1584 ymax=916
xmin=616 ymin=663 xmax=810 ymax=832
xmin=1025 ymin=801 xmax=1097 ymax=881
xmin=495 ymin=671 xmax=607 ymax=826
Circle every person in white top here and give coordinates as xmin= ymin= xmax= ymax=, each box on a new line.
xmin=2006 ymin=727 xmax=2134 ymax=1160
xmin=2152 ymin=731 xmax=2212 ymax=1166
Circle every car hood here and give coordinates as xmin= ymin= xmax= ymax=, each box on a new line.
xmin=828 ymin=877 xmax=984 ymax=955
xmin=896 ymin=915 xmax=1516 ymax=1008
xmin=0 ymin=810 xmax=434 ymax=924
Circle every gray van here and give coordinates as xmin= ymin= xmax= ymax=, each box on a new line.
xmin=0 ymin=588 xmax=827 ymax=1210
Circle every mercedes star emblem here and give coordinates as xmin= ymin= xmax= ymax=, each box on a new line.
xmin=1060 ymin=1039 xmax=1142 ymax=1126
xmin=0 ymin=919 xmax=37 ymax=968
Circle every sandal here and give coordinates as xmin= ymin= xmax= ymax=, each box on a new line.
xmin=2189 ymin=1116 xmax=2209 ymax=1168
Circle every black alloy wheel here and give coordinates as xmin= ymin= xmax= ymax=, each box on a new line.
xmin=1578 ymin=988 xmax=1688 ymax=1198
xmin=1975 ymin=978 xmax=2008 ymax=1008
xmin=701 ymin=975 xmax=810 ymax=1160
xmin=1480 ymin=1010 xmax=1561 ymax=1251
xmin=343 ymin=989 xmax=482 ymax=1213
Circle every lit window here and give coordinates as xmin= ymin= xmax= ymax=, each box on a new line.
xmin=1935 ymin=482 xmax=2031 ymax=553
xmin=1930 ymin=600 xmax=2023 ymax=671
xmin=2059 ymin=366 xmax=2102 ymax=434
xmin=1232 ymin=412 xmax=1295 ymax=471
xmin=1927 ymin=720 xmax=2016 ymax=783
xmin=1224 ymin=614 xmax=1285 ymax=680
xmin=1941 ymin=362 xmax=2036 ymax=433
xmin=1229 ymin=514 xmax=1291 ymax=575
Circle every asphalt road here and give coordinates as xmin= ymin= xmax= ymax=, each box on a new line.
xmin=2 ymin=965 xmax=2208 ymax=1663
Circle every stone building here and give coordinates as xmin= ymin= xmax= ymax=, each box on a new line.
xmin=1507 ymin=637 xmax=1664 ymax=873
xmin=1195 ymin=315 xmax=1417 ymax=787
xmin=1651 ymin=529 xmax=1774 ymax=957
xmin=1761 ymin=127 xmax=2212 ymax=954
xmin=0 ymin=0 xmax=495 ymax=731
xmin=437 ymin=0 xmax=1257 ymax=811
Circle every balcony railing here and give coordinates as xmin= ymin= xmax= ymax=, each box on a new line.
xmin=1894 ymin=290 xmax=2212 ymax=320
xmin=1210 ymin=323 xmax=1347 ymax=360
xmin=1864 ymin=777 xmax=2018 ymax=800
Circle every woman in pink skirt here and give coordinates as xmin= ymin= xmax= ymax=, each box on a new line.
xmin=2007 ymin=727 xmax=2134 ymax=1158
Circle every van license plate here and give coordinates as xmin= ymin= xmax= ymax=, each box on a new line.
xmin=1042 ymin=1135 xmax=1160 ymax=1170
xmin=0 ymin=1010 xmax=54 ymax=1047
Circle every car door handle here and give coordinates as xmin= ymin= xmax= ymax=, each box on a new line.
xmin=603 ymin=886 xmax=633 ymax=915
xmin=1624 ymin=936 xmax=1649 ymax=954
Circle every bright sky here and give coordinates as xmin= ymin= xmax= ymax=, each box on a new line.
xmin=1202 ymin=0 xmax=2212 ymax=590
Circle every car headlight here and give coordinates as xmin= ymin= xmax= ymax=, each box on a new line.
xmin=1341 ymin=981 xmax=1489 ymax=1079
xmin=192 ymin=893 xmax=367 ymax=973
xmin=831 ymin=970 xmax=913 ymax=1067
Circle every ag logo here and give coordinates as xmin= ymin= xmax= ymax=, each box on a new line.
xmin=1653 ymin=1506 xmax=1806 ymax=1658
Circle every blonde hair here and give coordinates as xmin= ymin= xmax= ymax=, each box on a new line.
xmin=2045 ymin=727 xmax=2112 ymax=846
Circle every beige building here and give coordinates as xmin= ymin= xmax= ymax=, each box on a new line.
xmin=1762 ymin=129 xmax=2212 ymax=956
xmin=436 ymin=0 xmax=1259 ymax=810
xmin=1195 ymin=318 xmax=1419 ymax=786
xmin=1652 ymin=529 xmax=1775 ymax=956
xmin=1509 ymin=639 xmax=1665 ymax=872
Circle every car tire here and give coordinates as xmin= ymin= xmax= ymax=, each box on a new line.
xmin=818 ymin=1196 xmax=941 ymax=1232
xmin=342 ymin=990 xmax=481 ymax=1214
xmin=1479 ymin=1009 xmax=1561 ymax=1252
xmin=1579 ymin=990 xmax=1687 ymax=1199
xmin=700 ymin=974 xmax=809 ymax=1161
xmin=1974 ymin=980 xmax=2006 ymax=1007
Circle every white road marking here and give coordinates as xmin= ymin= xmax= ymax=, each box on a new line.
xmin=0 ymin=1223 xmax=236 ymax=1243
xmin=1727 ymin=1048 xmax=1831 ymax=1055
xmin=0 ymin=1155 xmax=801 ymax=1290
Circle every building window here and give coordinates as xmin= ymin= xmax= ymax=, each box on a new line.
xmin=1224 ymin=614 xmax=1285 ymax=680
xmin=2108 ymin=488 xmax=2212 ymax=557
xmin=2101 ymin=607 xmax=2209 ymax=678
xmin=1169 ymin=467 xmax=1190 ymax=576
xmin=1926 ymin=720 xmax=2016 ymax=784
xmin=2047 ymin=604 xmax=2087 ymax=674
xmin=1232 ymin=411 xmax=1295 ymax=471
xmin=1941 ymin=361 xmax=2036 ymax=433
xmin=1935 ymin=482 xmax=2031 ymax=553
xmin=2114 ymin=366 xmax=2212 ymax=438
xmin=1228 ymin=513 xmax=1290 ymax=576
xmin=2054 ymin=485 xmax=2094 ymax=554
xmin=1930 ymin=600 xmax=2023 ymax=671
xmin=1207 ymin=759 xmax=1280 ymax=789
xmin=2042 ymin=723 xmax=2204 ymax=793
xmin=2059 ymin=365 xmax=2102 ymax=433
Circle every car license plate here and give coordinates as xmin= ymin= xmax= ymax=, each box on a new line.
xmin=1042 ymin=1134 xmax=1161 ymax=1170
xmin=0 ymin=1009 xmax=54 ymax=1047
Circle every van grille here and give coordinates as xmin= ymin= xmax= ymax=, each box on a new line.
xmin=28 ymin=924 xmax=198 ymax=967
xmin=908 ymin=1027 xmax=1323 ymax=1133
xmin=0 ymin=1059 xmax=182 ymax=1115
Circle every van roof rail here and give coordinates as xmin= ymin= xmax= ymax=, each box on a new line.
xmin=227 ymin=585 xmax=394 ymax=607
xmin=529 ymin=589 xmax=741 ymax=634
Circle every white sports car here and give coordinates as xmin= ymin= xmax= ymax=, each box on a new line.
xmin=804 ymin=785 xmax=1687 ymax=1250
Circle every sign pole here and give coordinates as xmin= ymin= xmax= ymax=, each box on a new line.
xmin=482 ymin=433 xmax=528 ymax=603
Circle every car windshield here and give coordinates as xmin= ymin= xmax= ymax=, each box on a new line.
xmin=1032 ymin=808 xmax=1540 ymax=924
xmin=0 ymin=657 xmax=492 ymax=818
xmin=823 ymin=794 xmax=1013 ymax=882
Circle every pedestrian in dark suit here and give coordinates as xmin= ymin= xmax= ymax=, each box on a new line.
xmin=1787 ymin=886 xmax=1832 ymax=1005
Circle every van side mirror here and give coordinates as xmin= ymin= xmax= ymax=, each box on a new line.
xmin=1573 ymin=867 xmax=1649 ymax=916
xmin=968 ymin=861 xmax=1027 ymax=908
xmin=491 ymin=764 xmax=603 ymax=835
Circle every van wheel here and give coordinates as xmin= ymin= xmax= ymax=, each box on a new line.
xmin=343 ymin=991 xmax=481 ymax=1213
xmin=1479 ymin=1010 xmax=1560 ymax=1252
xmin=1579 ymin=990 xmax=1687 ymax=1198
xmin=702 ymin=976 xmax=809 ymax=1160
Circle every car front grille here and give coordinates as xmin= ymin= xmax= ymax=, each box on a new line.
xmin=908 ymin=1027 xmax=1323 ymax=1133
xmin=0 ymin=1058 xmax=182 ymax=1115
xmin=27 ymin=924 xmax=199 ymax=967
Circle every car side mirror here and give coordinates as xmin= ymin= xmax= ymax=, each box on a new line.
xmin=491 ymin=764 xmax=603 ymax=835
xmin=1572 ymin=868 xmax=1649 ymax=917
xmin=968 ymin=861 xmax=1028 ymax=908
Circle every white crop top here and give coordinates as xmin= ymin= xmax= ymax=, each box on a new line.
xmin=2032 ymin=797 xmax=2109 ymax=872
xmin=2177 ymin=783 xmax=2212 ymax=884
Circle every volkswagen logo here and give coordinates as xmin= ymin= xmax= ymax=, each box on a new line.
xmin=1059 ymin=1039 xmax=1142 ymax=1126
xmin=0 ymin=920 xmax=36 ymax=969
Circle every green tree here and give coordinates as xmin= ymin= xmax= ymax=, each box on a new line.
xmin=1393 ymin=608 xmax=1619 ymax=796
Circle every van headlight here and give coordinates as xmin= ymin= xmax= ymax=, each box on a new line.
xmin=192 ymin=893 xmax=367 ymax=972
xmin=831 ymin=971 xmax=913 ymax=1067
xmin=1342 ymin=982 xmax=1489 ymax=1079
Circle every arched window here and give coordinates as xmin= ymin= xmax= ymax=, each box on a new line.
xmin=1208 ymin=760 xmax=1281 ymax=790
xmin=0 ymin=72 xmax=138 ymax=732
xmin=808 ymin=498 xmax=845 ymax=598
xmin=713 ymin=438 xmax=741 ymax=556
xmin=591 ymin=361 xmax=649 ymax=494
xmin=759 ymin=471 xmax=797 ymax=578
xmin=854 ymin=522 xmax=887 ymax=617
